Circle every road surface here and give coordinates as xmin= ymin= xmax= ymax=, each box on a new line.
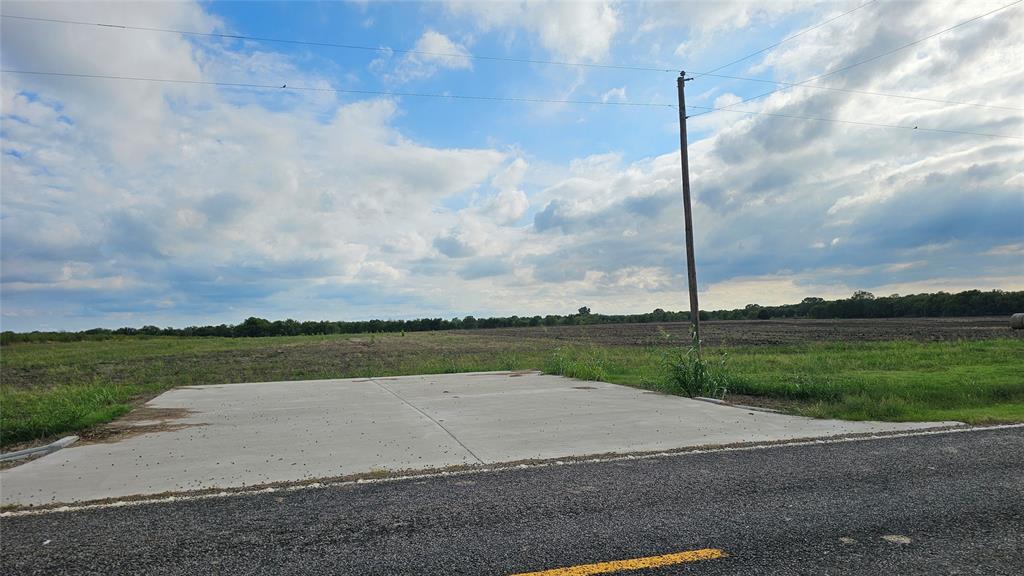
xmin=3 ymin=426 xmax=1021 ymax=575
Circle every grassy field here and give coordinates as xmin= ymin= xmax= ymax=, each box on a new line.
xmin=1 ymin=328 xmax=1022 ymax=447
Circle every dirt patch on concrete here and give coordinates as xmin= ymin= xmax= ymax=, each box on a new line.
xmin=724 ymin=393 xmax=811 ymax=413
xmin=507 ymin=369 xmax=541 ymax=377
xmin=80 ymin=406 xmax=202 ymax=444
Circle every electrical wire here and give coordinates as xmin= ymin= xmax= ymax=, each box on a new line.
xmin=5 ymin=10 xmax=1018 ymax=113
xmin=0 ymin=69 xmax=677 ymax=108
xmin=694 ymin=72 xmax=1024 ymax=112
xmin=692 ymin=0 xmax=878 ymax=77
xmin=0 ymin=13 xmax=677 ymax=74
xmin=685 ymin=103 xmax=1023 ymax=140
xmin=689 ymin=0 xmax=1024 ymax=118
xmin=1 ymin=2 xmax=877 ymax=79
xmin=4 ymin=68 xmax=1020 ymax=141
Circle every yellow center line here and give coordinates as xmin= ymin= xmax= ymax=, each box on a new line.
xmin=509 ymin=548 xmax=727 ymax=576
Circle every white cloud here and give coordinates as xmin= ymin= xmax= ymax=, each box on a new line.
xmin=485 ymin=188 xmax=530 ymax=224
xmin=468 ymin=158 xmax=531 ymax=225
xmin=1 ymin=1 xmax=508 ymax=327
xmin=448 ymin=0 xmax=621 ymax=62
xmin=2 ymin=0 xmax=1022 ymax=330
xmin=712 ymin=92 xmax=742 ymax=108
xmin=601 ymin=86 xmax=628 ymax=103
xmin=985 ymin=243 xmax=1024 ymax=256
xmin=380 ymin=29 xmax=473 ymax=82
xmin=643 ymin=0 xmax=811 ymax=58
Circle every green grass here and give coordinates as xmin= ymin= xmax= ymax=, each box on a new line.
xmin=548 ymin=339 xmax=1024 ymax=424
xmin=1 ymin=334 xmax=1021 ymax=446
xmin=724 ymin=339 xmax=1024 ymax=423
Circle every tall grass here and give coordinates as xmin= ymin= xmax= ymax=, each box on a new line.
xmin=2 ymin=385 xmax=134 ymax=443
xmin=544 ymin=346 xmax=610 ymax=381
xmin=657 ymin=345 xmax=731 ymax=399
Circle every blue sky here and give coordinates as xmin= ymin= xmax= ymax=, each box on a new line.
xmin=1 ymin=1 xmax=1022 ymax=331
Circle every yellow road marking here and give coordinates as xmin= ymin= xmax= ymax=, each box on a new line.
xmin=509 ymin=548 xmax=727 ymax=576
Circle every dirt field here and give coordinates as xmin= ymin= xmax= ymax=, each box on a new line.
xmin=3 ymin=318 xmax=1019 ymax=394
xmin=3 ymin=317 xmax=1021 ymax=445
xmin=474 ymin=317 xmax=1022 ymax=347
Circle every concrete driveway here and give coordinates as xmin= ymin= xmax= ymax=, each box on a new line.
xmin=0 ymin=371 xmax=954 ymax=507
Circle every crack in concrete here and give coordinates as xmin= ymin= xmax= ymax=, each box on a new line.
xmin=370 ymin=379 xmax=484 ymax=465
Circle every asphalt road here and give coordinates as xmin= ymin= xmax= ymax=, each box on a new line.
xmin=3 ymin=427 xmax=1022 ymax=575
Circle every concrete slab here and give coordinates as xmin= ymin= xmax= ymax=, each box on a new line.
xmin=0 ymin=372 xmax=956 ymax=506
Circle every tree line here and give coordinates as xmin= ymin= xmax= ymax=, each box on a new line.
xmin=2 ymin=289 xmax=1021 ymax=344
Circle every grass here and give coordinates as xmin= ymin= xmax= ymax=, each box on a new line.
xmin=1 ymin=332 xmax=1022 ymax=446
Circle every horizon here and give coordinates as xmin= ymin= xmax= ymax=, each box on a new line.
xmin=2 ymin=1 xmax=1022 ymax=332
xmin=5 ymin=288 xmax=1020 ymax=333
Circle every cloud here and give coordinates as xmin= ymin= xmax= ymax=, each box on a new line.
xmin=448 ymin=0 xmax=621 ymax=62
xmin=712 ymin=93 xmax=742 ymax=108
xmin=458 ymin=258 xmax=513 ymax=280
xmin=602 ymin=86 xmax=628 ymax=103
xmin=485 ymin=188 xmax=530 ymax=224
xmin=641 ymin=0 xmax=811 ymax=58
xmin=533 ymin=200 xmax=575 ymax=233
xmin=983 ymin=243 xmax=1024 ymax=257
xmin=2 ymin=0 xmax=1021 ymax=331
xmin=480 ymin=158 xmax=530 ymax=224
xmin=433 ymin=232 xmax=477 ymax=258
xmin=0 ymin=1 xmax=507 ymax=328
xmin=379 ymin=29 xmax=474 ymax=82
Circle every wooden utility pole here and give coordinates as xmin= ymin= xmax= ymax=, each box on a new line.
xmin=676 ymin=71 xmax=701 ymax=350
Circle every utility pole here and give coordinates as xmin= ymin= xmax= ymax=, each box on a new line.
xmin=676 ymin=71 xmax=701 ymax=351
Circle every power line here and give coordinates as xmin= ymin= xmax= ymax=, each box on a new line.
xmin=0 ymin=7 xmax=882 ymax=80
xmin=693 ymin=0 xmax=878 ymax=77
xmin=696 ymin=72 xmax=1024 ymax=112
xmin=4 ymin=68 xmax=1020 ymax=141
xmin=0 ymin=13 xmax=676 ymax=74
xmin=686 ymin=103 xmax=1023 ymax=141
xmin=2 ymin=3 xmax=878 ymax=80
xmin=0 ymin=69 xmax=677 ymax=108
xmin=6 ymin=10 xmax=1017 ymax=114
xmin=690 ymin=0 xmax=1024 ymax=118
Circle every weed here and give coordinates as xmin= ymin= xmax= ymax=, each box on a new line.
xmin=430 ymin=353 xmax=461 ymax=373
xmin=545 ymin=347 xmax=609 ymax=381
xmin=496 ymin=351 xmax=522 ymax=371
xmin=658 ymin=341 xmax=731 ymax=399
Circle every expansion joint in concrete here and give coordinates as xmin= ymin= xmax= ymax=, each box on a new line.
xmin=370 ymin=379 xmax=484 ymax=465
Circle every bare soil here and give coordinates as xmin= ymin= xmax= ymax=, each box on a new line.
xmin=470 ymin=316 xmax=1022 ymax=347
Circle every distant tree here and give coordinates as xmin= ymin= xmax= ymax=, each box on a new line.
xmin=235 ymin=317 xmax=271 ymax=337
xmin=6 ymin=289 xmax=1023 ymax=345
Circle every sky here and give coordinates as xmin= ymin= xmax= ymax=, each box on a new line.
xmin=1 ymin=0 xmax=1022 ymax=331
